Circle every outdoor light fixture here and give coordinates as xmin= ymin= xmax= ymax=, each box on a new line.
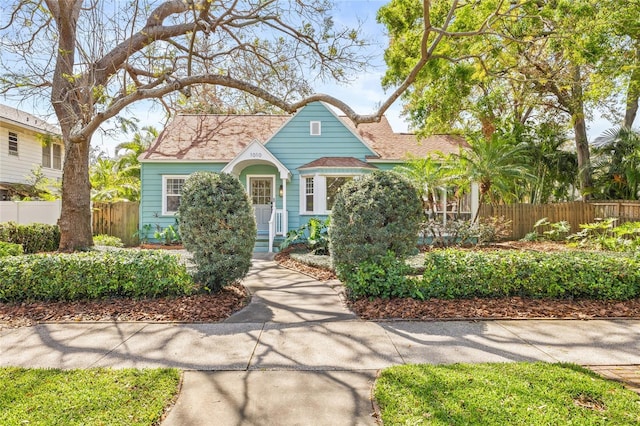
xmin=279 ymin=184 xmax=283 ymax=197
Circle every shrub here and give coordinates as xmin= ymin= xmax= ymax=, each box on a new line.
xmin=0 ymin=222 xmax=60 ymax=253
xmin=0 ymin=241 xmax=23 ymax=257
xmin=93 ymin=234 xmax=124 ymax=248
xmin=178 ymin=171 xmax=256 ymax=292
xmin=417 ymin=249 xmax=640 ymax=300
xmin=330 ymin=171 xmax=422 ymax=274
xmin=0 ymin=250 xmax=195 ymax=302
xmin=281 ymin=217 xmax=330 ymax=255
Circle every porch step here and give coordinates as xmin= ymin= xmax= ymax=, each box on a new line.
xmin=254 ymin=236 xmax=284 ymax=253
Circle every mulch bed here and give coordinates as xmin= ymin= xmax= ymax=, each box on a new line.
xmin=0 ymin=285 xmax=248 ymax=328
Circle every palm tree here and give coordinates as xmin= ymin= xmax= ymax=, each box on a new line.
xmin=395 ymin=155 xmax=449 ymax=214
xmin=114 ymin=126 xmax=157 ymax=180
xmin=90 ymin=158 xmax=140 ymax=202
xmin=449 ymin=134 xmax=535 ymax=220
xmin=592 ymin=127 xmax=640 ymax=200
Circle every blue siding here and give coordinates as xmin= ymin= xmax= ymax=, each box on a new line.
xmin=265 ymin=102 xmax=376 ymax=229
xmin=139 ymin=162 xmax=225 ymax=241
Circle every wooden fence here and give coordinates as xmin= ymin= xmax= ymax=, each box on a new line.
xmin=92 ymin=202 xmax=140 ymax=247
xmin=478 ymin=200 xmax=640 ymax=240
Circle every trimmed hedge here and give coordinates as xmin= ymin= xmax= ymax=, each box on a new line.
xmin=342 ymin=249 xmax=640 ymax=301
xmin=417 ymin=249 xmax=640 ymax=300
xmin=0 ymin=222 xmax=60 ymax=253
xmin=0 ymin=250 xmax=195 ymax=302
xmin=0 ymin=241 xmax=23 ymax=257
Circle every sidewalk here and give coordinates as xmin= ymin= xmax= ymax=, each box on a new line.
xmin=1 ymin=255 xmax=639 ymax=425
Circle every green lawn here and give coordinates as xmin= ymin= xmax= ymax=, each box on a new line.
xmin=375 ymin=362 xmax=640 ymax=425
xmin=0 ymin=367 xmax=180 ymax=426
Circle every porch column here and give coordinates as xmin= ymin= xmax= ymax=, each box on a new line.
xmin=282 ymin=179 xmax=288 ymax=233
xmin=471 ymin=182 xmax=480 ymax=222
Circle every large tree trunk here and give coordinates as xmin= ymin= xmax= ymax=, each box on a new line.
xmin=58 ymin=137 xmax=93 ymax=251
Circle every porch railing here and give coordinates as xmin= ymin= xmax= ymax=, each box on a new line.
xmin=268 ymin=208 xmax=287 ymax=252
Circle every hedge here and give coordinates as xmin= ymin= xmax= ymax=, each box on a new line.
xmin=0 ymin=250 xmax=196 ymax=302
xmin=0 ymin=241 xmax=23 ymax=257
xmin=341 ymin=249 xmax=640 ymax=301
xmin=0 ymin=222 xmax=60 ymax=253
xmin=417 ymin=249 xmax=640 ymax=300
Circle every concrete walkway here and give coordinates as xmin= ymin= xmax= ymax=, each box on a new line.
xmin=1 ymin=255 xmax=640 ymax=425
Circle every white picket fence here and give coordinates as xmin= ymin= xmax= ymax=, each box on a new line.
xmin=0 ymin=200 xmax=62 ymax=225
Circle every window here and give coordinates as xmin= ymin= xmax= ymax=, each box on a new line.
xmin=325 ymin=176 xmax=353 ymax=211
xmin=42 ymin=143 xmax=51 ymax=168
xmin=42 ymin=142 xmax=62 ymax=170
xmin=53 ymin=144 xmax=62 ymax=169
xmin=250 ymin=178 xmax=272 ymax=205
xmin=8 ymin=131 xmax=18 ymax=156
xmin=304 ymin=177 xmax=314 ymax=212
xmin=163 ymin=176 xmax=186 ymax=215
xmin=301 ymin=175 xmax=355 ymax=214
xmin=310 ymin=121 xmax=321 ymax=136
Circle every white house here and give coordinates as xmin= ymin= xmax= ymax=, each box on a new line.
xmin=0 ymin=104 xmax=63 ymax=200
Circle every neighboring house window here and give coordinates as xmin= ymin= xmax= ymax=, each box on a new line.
xmin=304 ymin=177 xmax=314 ymax=212
xmin=42 ymin=142 xmax=63 ymax=170
xmin=325 ymin=176 xmax=353 ymax=211
xmin=42 ymin=143 xmax=51 ymax=168
xmin=8 ymin=131 xmax=18 ymax=156
xmin=310 ymin=121 xmax=321 ymax=136
xmin=162 ymin=176 xmax=186 ymax=215
xmin=53 ymin=144 xmax=62 ymax=169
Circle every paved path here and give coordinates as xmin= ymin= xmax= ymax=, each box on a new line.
xmin=1 ymin=254 xmax=640 ymax=425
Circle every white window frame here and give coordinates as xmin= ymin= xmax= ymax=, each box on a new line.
xmin=162 ymin=175 xmax=187 ymax=216
xmin=299 ymin=173 xmax=359 ymax=215
xmin=42 ymin=142 xmax=63 ymax=170
xmin=310 ymin=121 xmax=321 ymax=136
xmin=8 ymin=131 xmax=18 ymax=156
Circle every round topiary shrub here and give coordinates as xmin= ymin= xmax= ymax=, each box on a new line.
xmin=329 ymin=170 xmax=422 ymax=287
xmin=178 ymin=171 xmax=257 ymax=292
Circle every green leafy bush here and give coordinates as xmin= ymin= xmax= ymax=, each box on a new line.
xmin=569 ymin=219 xmax=640 ymax=252
xmin=417 ymin=249 xmax=640 ymax=300
xmin=281 ymin=217 xmax=330 ymax=255
xmin=178 ymin=171 xmax=256 ymax=292
xmin=340 ymin=251 xmax=423 ymax=299
xmin=0 ymin=222 xmax=60 ymax=253
xmin=0 ymin=250 xmax=195 ymax=302
xmin=93 ymin=234 xmax=124 ymax=248
xmin=330 ymin=171 xmax=422 ymax=276
xmin=0 ymin=241 xmax=23 ymax=257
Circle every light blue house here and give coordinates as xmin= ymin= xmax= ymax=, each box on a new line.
xmin=139 ymin=102 xmax=469 ymax=251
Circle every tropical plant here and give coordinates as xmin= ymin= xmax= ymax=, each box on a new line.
xmin=447 ymin=134 xmax=535 ymax=218
xmin=281 ymin=217 xmax=330 ymax=255
xmin=178 ymin=172 xmax=256 ymax=292
xmin=89 ymin=158 xmax=140 ymax=202
xmin=592 ymin=127 xmax=640 ymax=200
xmin=114 ymin=127 xmax=157 ymax=180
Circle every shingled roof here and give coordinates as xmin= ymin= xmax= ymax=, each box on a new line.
xmin=0 ymin=104 xmax=60 ymax=134
xmin=140 ymin=111 xmax=466 ymax=161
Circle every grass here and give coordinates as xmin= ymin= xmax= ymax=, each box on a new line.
xmin=375 ymin=362 xmax=640 ymax=425
xmin=0 ymin=367 xmax=180 ymax=425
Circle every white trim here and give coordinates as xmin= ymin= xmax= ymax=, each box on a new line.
xmin=299 ymin=173 xmax=358 ymax=215
xmin=246 ymin=174 xmax=276 ymax=204
xmin=161 ymin=175 xmax=188 ymax=216
xmin=222 ymin=140 xmax=291 ymax=180
xmin=310 ymin=121 xmax=321 ymax=136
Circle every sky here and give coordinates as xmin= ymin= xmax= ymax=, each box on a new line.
xmin=0 ymin=0 xmax=634 ymax=156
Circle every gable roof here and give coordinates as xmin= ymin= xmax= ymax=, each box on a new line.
xmin=140 ymin=108 xmax=466 ymax=162
xmin=0 ymin=104 xmax=60 ymax=135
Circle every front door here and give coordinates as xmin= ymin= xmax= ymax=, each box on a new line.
xmin=250 ymin=177 xmax=273 ymax=233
